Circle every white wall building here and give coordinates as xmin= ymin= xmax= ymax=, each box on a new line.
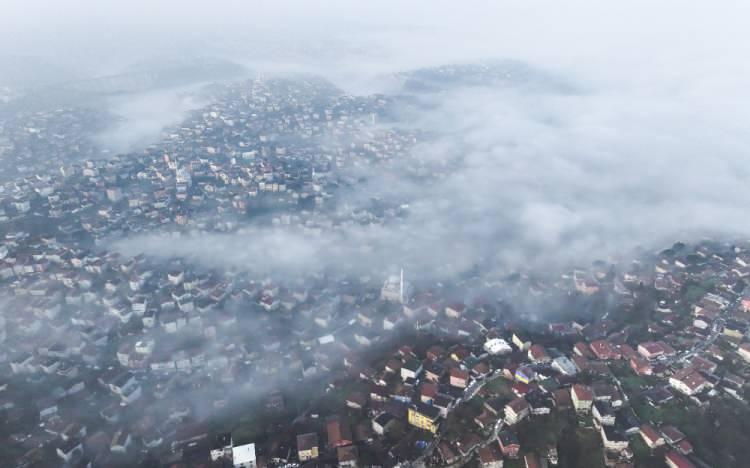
xmin=484 ymin=338 xmax=512 ymax=355
xmin=233 ymin=443 xmax=257 ymax=468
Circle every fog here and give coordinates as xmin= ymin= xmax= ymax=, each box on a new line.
xmin=4 ymin=0 xmax=750 ymax=274
xmin=113 ymin=64 xmax=750 ymax=278
xmin=93 ymin=87 xmax=208 ymax=154
xmin=3 ymin=3 xmax=750 ymax=464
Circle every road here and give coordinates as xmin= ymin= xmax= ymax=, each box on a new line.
xmin=667 ymin=295 xmax=739 ymax=366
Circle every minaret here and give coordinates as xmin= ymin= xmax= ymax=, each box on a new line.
xmin=400 ymin=268 xmax=404 ymax=304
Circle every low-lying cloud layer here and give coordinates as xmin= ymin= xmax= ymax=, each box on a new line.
xmin=5 ymin=1 xmax=750 ymax=277
xmin=93 ymin=87 xmax=207 ymax=154
xmin=114 ymin=62 xmax=750 ymax=278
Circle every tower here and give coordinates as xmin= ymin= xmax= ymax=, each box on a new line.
xmin=400 ymin=268 xmax=404 ymax=304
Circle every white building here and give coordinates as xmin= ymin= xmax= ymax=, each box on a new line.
xmin=233 ymin=443 xmax=257 ymax=468
xmin=381 ymin=270 xmax=412 ymax=303
xmin=552 ymin=356 xmax=578 ymax=376
xmin=484 ymin=338 xmax=512 ymax=355
xmin=111 ymin=430 xmax=132 ymax=454
xmin=669 ymin=368 xmax=710 ymax=396
xmin=106 ymin=187 xmax=123 ymax=202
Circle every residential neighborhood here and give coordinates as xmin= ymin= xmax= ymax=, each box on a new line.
xmin=0 ymin=73 xmax=750 ymax=468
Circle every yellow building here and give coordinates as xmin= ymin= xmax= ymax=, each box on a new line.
xmin=296 ymin=433 xmax=319 ymax=461
xmin=408 ymin=404 xmax=441 ymax=433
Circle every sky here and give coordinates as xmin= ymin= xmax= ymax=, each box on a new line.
xmin=3 ymin=1 xmax=748 ymax=83
xmin=3 ymin=0 xmax=750 ymax=276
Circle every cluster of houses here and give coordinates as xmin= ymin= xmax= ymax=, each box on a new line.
xmin=1 ymin=69 xmax=750 ymax=468
xmin=3 ymin=231 xmax=750 ymax=467
xmin=0 ymin=76 xmax=427 ymax=467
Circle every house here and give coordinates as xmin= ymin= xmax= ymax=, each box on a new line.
xmin=515 ymin=366 xmax=536 ymax=384
xmin=10 ymin=353 xmax=35 ymax=374
xmin=738 ymin=342 xmax=750 ymax=363
xmin=526 ymin=390 xmax=553 ymax=415
xmin=390 ymin=383 xmax=414 ymax=403
xmin=56 ymin=439 xmax=84 ymax=463
xmin=370 ymin=386 xmax=389 ymax=402
xmin=723 ymin=372 xmax=746 ymax=389
xmin=528 ymin=344 xmax=549 ymax=363
xmin=233 ymin=443 xmax=257 ymax=468
xmin=552 ymin=356 xmax=577 ymax=376
xmin=592 ymin=401 xmax=616 ymax=426
xmin=669 ymin=368 xmax=710 ymax=396
xmin=546 ymin=445 xmax=559 ymax=465
xmin=613 ymin=343 xmax=636 ymax=359
xmin=407 ymin=403 xmax=441 ymax=433
xmin=445 ymin=303 xmax=466 ymax=318
xmin=474 ymin=409 xmax=497 ymax=430
xmin=600 ymin=426 xmax=629 ymax=452
xmin=110 ymin=429 xmax=132 ymax=454
xmin=639 ymin=424 xmax=665 ymax=448
xmin=337 ymin=445 xmax=359 ymax=468
xmin=173 ymin=423 xmax=209 ymax=449
xmin=426 ymin=345 xmax=445 ymax=361
xmin=327 ymin=418 xmax=353 ymax=448
xmin=424 ymin=362 xmax=445 ymax=382
xmin=512 ymin=381 xmax=531 ymax=397
xmin=512 ymin=333 xmax=531 ymax=351
xmin=523 ymin=452 xmax=542 ymax=468
xmin=638 ymin=341 xmax=665 ymax=360
xmin=630 ymin=356 xmax=653 ymax=376
xmin=592 ymin=382 xmax=624 ymax=408
xmin=438 ymin=442 xmax=459 ymax=465
xmin=210 ymin=433 xmax=233 ymax=461
xmin=372 ymin=413 xmax=396 ymax=435
xmin=119 ymin=381 xmax=142 ymax=404
xmin=104 ymin=371 xmax=138 ymax=396
xmin=384 ymin=359 xmax=402 ymax=374
xmin=553 ymin=388 xmax=572 ymax=410
xmin=484 ymin=397 xmax=505 ymax=416
xmin=86 ymin=430 xmax=113 ymax=457
xmin=401 ymin=359 xmax=423 ymax=381
xmin=690 ymin=355 xmax=717 ymax=375
xmin=450 ymin=346 xmax=472 ymax=362
xmin=383 ymin=313 xmax=402 ymax=330
xmin=573 ymin=342 xmax=594 ymax=359
xmin=472 ymin=361 xmax=491 ymax=378
xmin=617 ymin=408 xmax=641 ymax=435
xmin=571 ymin=384 xmax=594 ymax=412
xmin=661 ymin=426 xmax=686 ymax=445
xmin=61 ymin=423 xmax=87 ymax=442
xmin=484 ymin=338 xmax=512 ymax=355
xmin=456 ymin=432 xmax=483 ymax=456
xmin=478 ymin=445 xmax=504 ymax=468
xmin=350 ymin=422 xmax=370 ymax=446
xmin=420 ymin=382 xmax=439 ymax=403
xmin=37 ymin=399 xmax=58 ymax=420
xmin=297 ymin=433 xmax=319 ymax=461
xmin=398 ymin=345 xmax=416 ymax=359
xmin=504 ymin=397 xmax=530 ymax=425
xmin=665 ymin=450 xmax=696 ymax=468
xmin=449 ymin=367 xmax=470 ymax=388
xmin=381 ymin=274 xmax=411 ymax=303
xmin=590 ymin=340 xmax=620 ymax=360
xmin=498 ymin=430 xmax=520 ymax=458
xmin=724 ymin=319 xmax=748 ymax=339
xmin=346 ymin=392 xmax=366 ymax=410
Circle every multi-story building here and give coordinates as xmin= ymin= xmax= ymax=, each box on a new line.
xmin=408 ymin=403 xmax=441 ymax=433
